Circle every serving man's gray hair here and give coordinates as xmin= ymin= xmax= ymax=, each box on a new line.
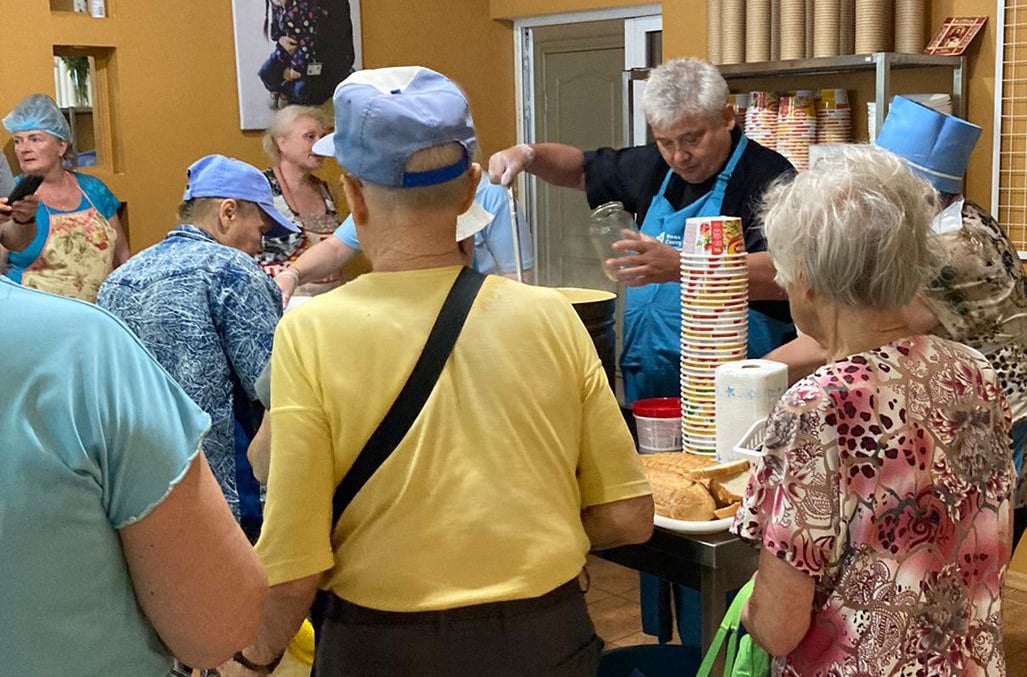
xmin=641 ymin=58 xmax=730 ymax=128
xmin=760 ymin=144 xmax=941 ymax=310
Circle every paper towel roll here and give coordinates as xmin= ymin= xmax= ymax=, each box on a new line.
xmin=714 ymin=359 xmax=788 ymax=461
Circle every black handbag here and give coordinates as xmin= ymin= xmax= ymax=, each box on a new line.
xmin=310 ymin=266 xmax=485 ymax=636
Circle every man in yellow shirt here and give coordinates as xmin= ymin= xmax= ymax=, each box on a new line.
xmin=228 ymin=66 xmax=653 ymax=677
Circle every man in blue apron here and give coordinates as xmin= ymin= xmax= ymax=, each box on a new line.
xmin=489 ymin=57 xmax=796 ymax=645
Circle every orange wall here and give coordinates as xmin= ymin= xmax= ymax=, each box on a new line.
xmin=0 ymin=1 xmax=522 ymax=252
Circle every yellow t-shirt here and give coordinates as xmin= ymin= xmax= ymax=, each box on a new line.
xmin=256 ymin=266 xmax=650 ymax=611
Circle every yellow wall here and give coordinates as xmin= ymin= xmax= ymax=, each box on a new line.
xmin=0 ymin=1 xmax=998 ymax=251
xmin=0 ymin=1 xmax=523 ymax=252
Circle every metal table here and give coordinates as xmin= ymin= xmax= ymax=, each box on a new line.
xmin=596 ymin=526 xmax=758 ymax=651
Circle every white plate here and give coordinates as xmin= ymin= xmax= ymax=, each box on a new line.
xmin=654 ymin=514 xmax=734 ymax=535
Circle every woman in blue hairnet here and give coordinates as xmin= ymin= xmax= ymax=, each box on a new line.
xmin=2 ymin=94 xmax=128 ymax=302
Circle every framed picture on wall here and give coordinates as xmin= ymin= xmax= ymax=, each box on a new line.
xmin=231 ymin=0 xmax=362 ymax=130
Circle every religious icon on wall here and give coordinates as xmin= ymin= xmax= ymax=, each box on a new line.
xmin=231 ymin=0 xmax=361 ymax=130
xmin=925 ymin=17 xmax=987 ymax=56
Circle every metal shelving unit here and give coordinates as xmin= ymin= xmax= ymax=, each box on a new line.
xmin=716 ymin=52 xmax=967 ymax=134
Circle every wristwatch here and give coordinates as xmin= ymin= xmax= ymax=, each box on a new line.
xmin=232 ymin=650 xmax=282 ymax=674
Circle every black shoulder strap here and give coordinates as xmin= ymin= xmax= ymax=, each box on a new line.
xmin=329 ymin=267 xmax=486 ymax=528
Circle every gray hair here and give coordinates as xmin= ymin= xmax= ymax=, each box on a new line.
xmin=642 ymin=58 xmax=729 ymax=128
xmin=761 ymin=144 xmax=940 ymax=310
xmin=261 ymin=104 xmax=332 ymax=164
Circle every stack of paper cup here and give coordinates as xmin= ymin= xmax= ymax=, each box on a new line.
xmin=813 ymin=0 xmax=841 ymax=57
xmin=708 ymin=0 xmax=723 ymax=64
xmin=805 ymin=0 xmax=814 ymax=57
xmin=721 ymin=0 xmax=746 ymax=64
xmin=680 ymin=216 xmax=749 ymax=455
xmin=815 ymin=89 xmax=851 ymax=143
xmin=745 ymin=91 xmax=779 ymax=150
xmin=746 ymin=0 xmax=772 ymax=62
xmin=779 ymin=0 xmax=806 ymax=60
xmin=777 ymin=93 xmax=817 ymax=171
xmin=770 ymin=0 xmax=781 ymax=60
xmin=714 ymin=360 xmax=788 ymax=461
xmin=839 ymin=0 xmax=855 ymax=53
xmin=894 ymin=0 xmax=926 ymax=53
xmin=855 ymin=0 xmax=891 ymax=53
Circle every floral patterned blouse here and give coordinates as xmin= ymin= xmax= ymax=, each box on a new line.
xmin=733 ymin=335 xmax=1014 ymax=676
xmin=256 ymin=168 xmax=342 ymax=296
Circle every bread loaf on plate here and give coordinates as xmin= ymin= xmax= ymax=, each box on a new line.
xmin=640 ymin=452 xmax=750 ymax=522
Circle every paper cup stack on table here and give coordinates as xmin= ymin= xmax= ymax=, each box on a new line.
xmin=777 ymin=92 xmax=817 ymax=171
xmin=744 ymin=91 xmax=779 ymax=150
xmin=640 ymin=452 xmax=752 ymax=534
xmin=679 ymin=216 xmax=748 ymax=456
xmin=714 ymin=359 xmax=787 ymax=462
xmin=894 ymin=0 xmax=926 ymax=53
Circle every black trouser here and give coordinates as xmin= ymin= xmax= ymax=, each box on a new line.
xmin=313 ymin=578 xmax=602 ymax=677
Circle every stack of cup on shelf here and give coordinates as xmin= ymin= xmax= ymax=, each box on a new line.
xmin=813 ymin=0 xmax=841 ymax=58
xmin=745 ymin=91 xmax=779 ymax=150
xmin=894 ymin=0 xmax=926 ymax=53
xmin=815 ymin=89 xmax=851 ymax=144
xmin=745 ymin=0 xmax=772 ymax=63
xmin=777 ymin=92 xmax=817 ymax=171
xmin=721 ymin=0 xmax=746 ymax=65
xmin=778 ymin=0 xmax=806 ymax=60
xmin=855 ymin=0 xmax=892 ymax=53
xmin=679 ymin=216 xmax=749 ymax=455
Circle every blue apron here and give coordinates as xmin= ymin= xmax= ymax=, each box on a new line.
xmin=621 ymin=136 xmax=795 ymax=405
xmin=630 ymin=136 xmax=796 ymax=646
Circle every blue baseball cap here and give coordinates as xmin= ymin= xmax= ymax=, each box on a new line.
xmin=182 ymin=155 xmax=298 ymax=238
xmin=312 ymin=66 xmax=478 ymax=188
xmin=875 ymin=96 xmax=982 ymax=195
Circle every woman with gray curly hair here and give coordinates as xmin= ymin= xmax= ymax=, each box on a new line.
xmin=733 ymin=145 xmax=1014 ymax=675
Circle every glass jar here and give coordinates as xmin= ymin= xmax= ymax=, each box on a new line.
xmin=588 ymin=201 xmax=640 ymax=282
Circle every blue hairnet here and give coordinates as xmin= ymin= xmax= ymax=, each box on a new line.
xmin=3 ymin=94 xmax=72 ymax=142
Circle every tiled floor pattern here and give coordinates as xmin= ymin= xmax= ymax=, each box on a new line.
xmin=585 ymin=555 xmax=1027 ymax=675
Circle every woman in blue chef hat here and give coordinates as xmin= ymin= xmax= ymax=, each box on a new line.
xmin=2 ymin=93 xmax=129 ymax=302
xmin=768 ymin=95 xmax=1027 ymax=547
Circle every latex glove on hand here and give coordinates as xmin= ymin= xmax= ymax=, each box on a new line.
xmin=606 ymin=233 xmax=681 ymax=286
xmin=487 ymin=144 xmax=534 ymax=186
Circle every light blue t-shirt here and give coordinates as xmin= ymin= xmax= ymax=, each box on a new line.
xmin=0 ymin=277 xmax=211 ymax=675
xmin=334 ymin=176 xmax=535 ymax=275
xmin=4 ymin=172 xmax=120 ymax=283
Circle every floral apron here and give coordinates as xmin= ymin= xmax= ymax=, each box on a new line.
xmin=22 ymin=188 xmax=115 ymax=302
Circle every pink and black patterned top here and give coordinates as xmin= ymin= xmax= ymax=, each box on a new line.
xmin=733 ymin=334 xmax=1014 ymax=676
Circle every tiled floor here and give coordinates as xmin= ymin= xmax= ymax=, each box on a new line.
xmin=585 ymin=555 xmax=1027 ymax=675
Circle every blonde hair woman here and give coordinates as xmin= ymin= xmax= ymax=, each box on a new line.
xmin=256 ymin=104 xmax=347 ymax=296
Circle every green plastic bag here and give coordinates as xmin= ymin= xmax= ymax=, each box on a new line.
xmin=695 ymin=579 xmax=771 ymax=677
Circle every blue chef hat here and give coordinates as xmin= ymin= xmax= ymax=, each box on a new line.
xmin=875 ymin=96 xmax=982 ymax=195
